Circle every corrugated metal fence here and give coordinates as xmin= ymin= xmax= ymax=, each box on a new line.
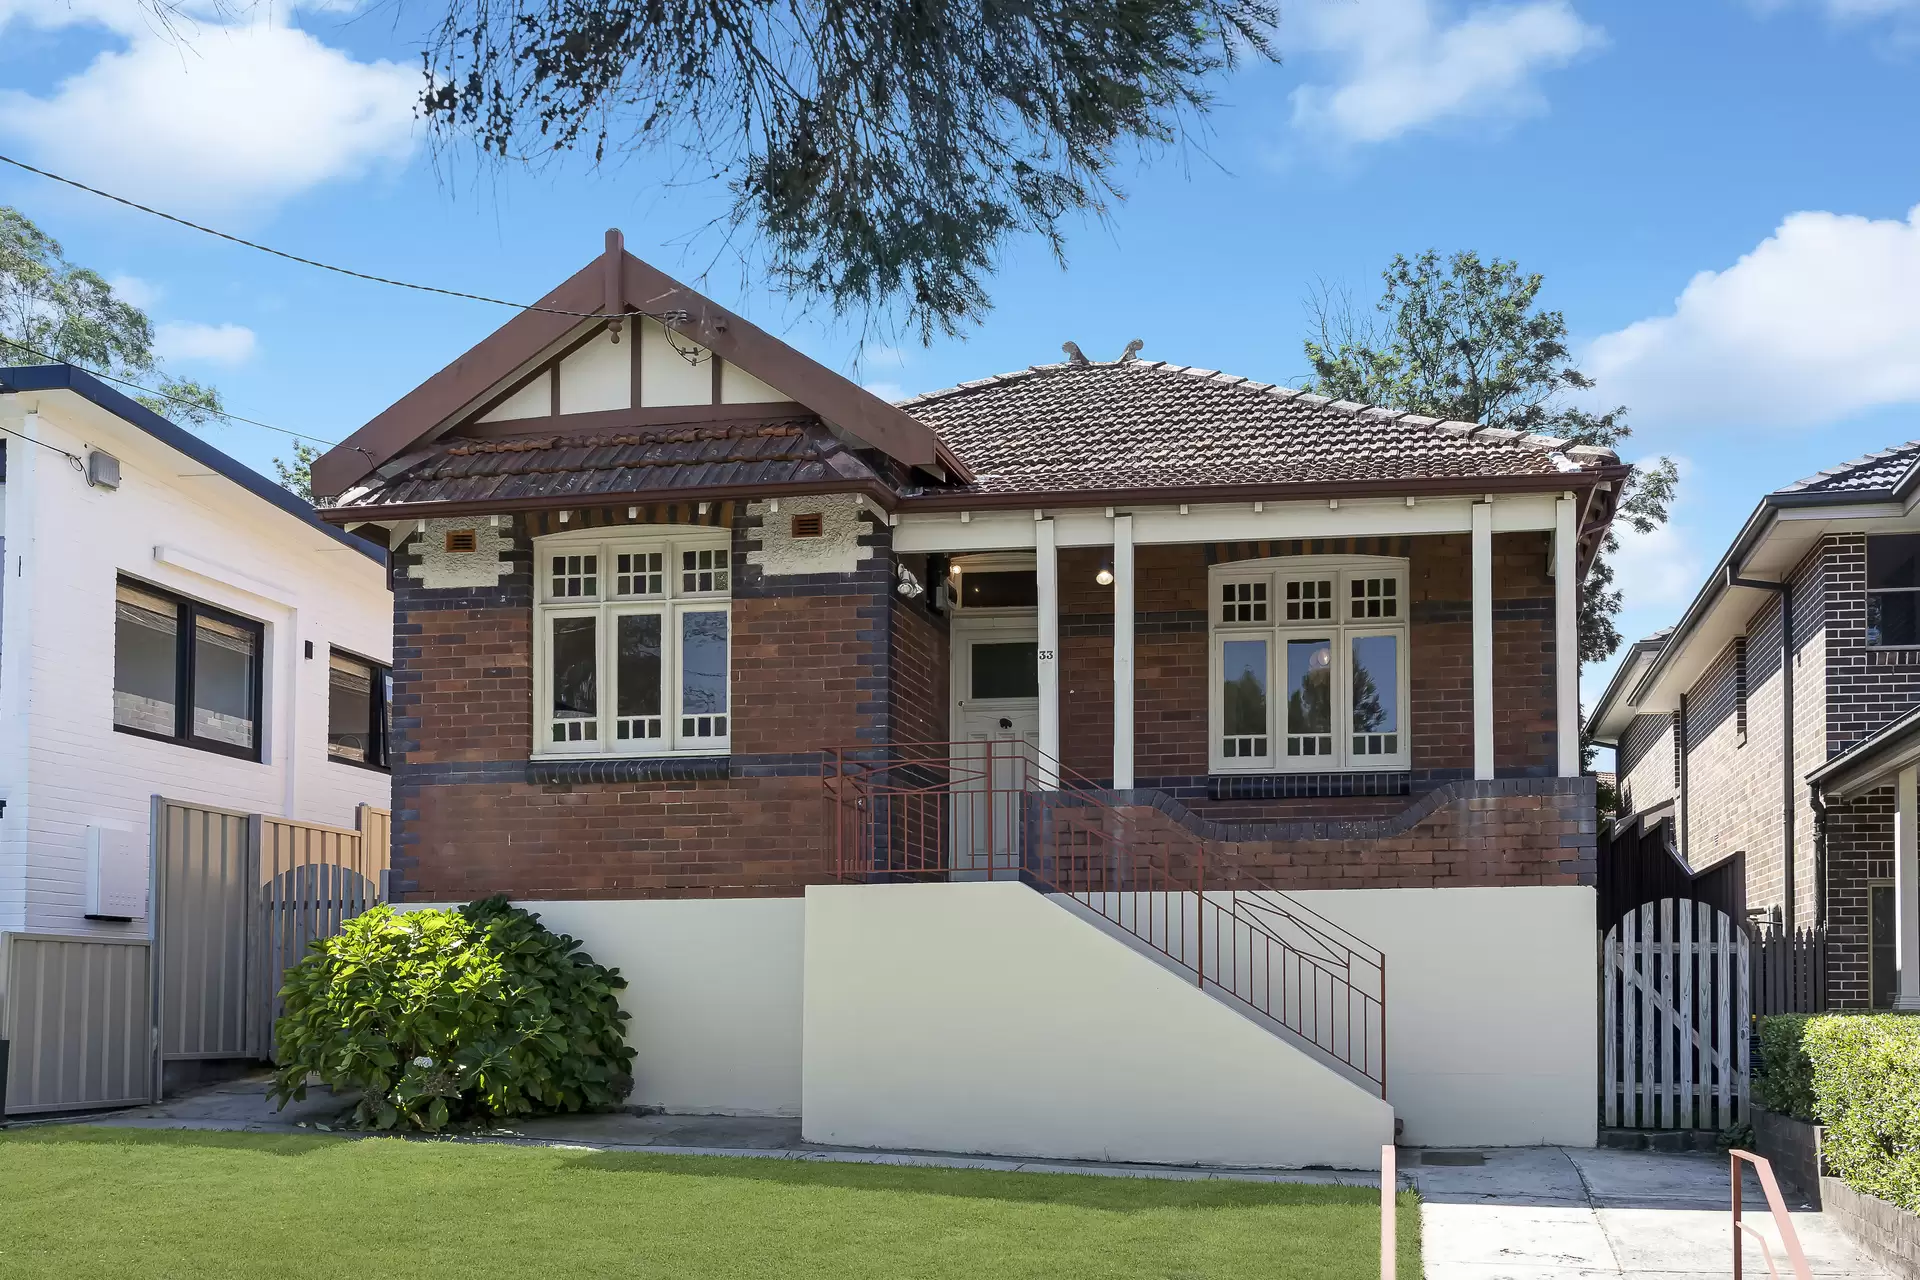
xmin=0 ymin=934 xmax=151 ymax=1115
xmin=0 ymin=796 xmax=389 ymax=1116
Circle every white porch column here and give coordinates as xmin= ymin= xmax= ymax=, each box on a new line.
xmin=1472 ymin=500 xmax=1494 ymax=780
xmin=1036 ymin=516 xmax=1060 ymax=787
xmin=1112 ymin=515 xmax=1135 ymax=791
xmin=1555 ymin=496 xmax=1579 ymax=777
xmin=1897 ymin=765 xmax=1920 ymax=1010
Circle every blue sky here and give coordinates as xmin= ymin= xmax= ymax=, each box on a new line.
xmin=3 ymin=0 xmax=1920 ymax=709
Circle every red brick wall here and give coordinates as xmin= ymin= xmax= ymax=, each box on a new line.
xmin=890 ymin=575 xmax=950 ymax=745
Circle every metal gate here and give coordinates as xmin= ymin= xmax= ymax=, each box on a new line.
xmin=152 ymin=797 xmax=389 ymax=1093
xmin=1601 ymin=897 xmax=1749 ymax=1130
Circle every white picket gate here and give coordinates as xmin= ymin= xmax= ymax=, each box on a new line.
xmin=1601 ymin=897 xmax=1749 ymax=1130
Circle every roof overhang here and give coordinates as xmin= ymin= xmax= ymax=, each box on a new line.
xmin=1809 ymin=702 xmax=1920 ymax=802
xmin=0 ymin=364 xmax=385 ymax=564
xmin=1587 ymin=634 xmax=1669 ymax=745
xmin=1626 ymin=482 xmax=1920 ymax=717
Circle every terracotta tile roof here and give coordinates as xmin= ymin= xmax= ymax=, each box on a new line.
xmin=897 ymin=359 xmax=1616 ymax=497
xmin=1778 ymin=440 xmax=1920 ymax=496
xmin=335 ymin=416 xmax=885 ymax=509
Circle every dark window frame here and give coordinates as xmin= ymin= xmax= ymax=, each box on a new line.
xmin=327 ymin=647 xmax=393 ymax=772
xmin=113 ymin=575 xmax=265 ymax=763
xmin=1867 ymin=534 xmax=1920 ymax=648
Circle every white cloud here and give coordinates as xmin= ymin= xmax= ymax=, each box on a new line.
xmin=863 ymin=380 xmax=907 ymax=402
xmin=107 ymin=273 xmax=160 ymax=310
xmin=1587 ymin=206 xmax=1920 ymax=428
xmin=0 ymin=3 xmax=417 ymax=211
xmin=1288 ymin=0 xmax=1604 ymax=145
xmin=1609 ymin=511 xmax=1703 ymax=614
xmin=154 ymin=320 xmax=256 ymax=365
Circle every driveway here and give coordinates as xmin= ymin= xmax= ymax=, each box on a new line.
xmin=1406 ymin=1145 xmax=1885 ymax=1279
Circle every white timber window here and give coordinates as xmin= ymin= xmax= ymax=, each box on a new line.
xmin=1208 ymin=556 xmax=1411 ymax=774
xmin=533 ymin=529 xmax=731 ymax=757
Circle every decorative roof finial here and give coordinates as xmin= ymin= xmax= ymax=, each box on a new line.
xmin=1062 ymin=341 xmax=1089 ymax=367
xmin=1119 ymin=338 xmax=1143 ymax=363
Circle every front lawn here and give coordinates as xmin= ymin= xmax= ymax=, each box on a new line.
xmin=0 ymin=1127 xmax=1418 ymax=1279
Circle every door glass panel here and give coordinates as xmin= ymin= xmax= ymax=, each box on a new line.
xmin=192 ymin=615 xmax=258 ymax=749
xmin=960 ymin=571 xmax=1037 ymax=609
xmin=113 ymin=584 xmax=178 ymax=735
xmin=680 ymin=610 xmax=729 ymax=738
xmin=971 ymin=642 xmax=1038 ymax=699
xmin=1873 ymin=885 xmax=1897 ymax=1010
xmin=1285 ymin=637 xmax=1333 ymax=758
xmin=550 ymin=615 xmax=598 ymax=742
xmin=1350 ymin=634 xmax=1400 ymax=758
xmin=1221 ymin=638 xmax=1268 ymax=759
xmin=616 ymin=613 xmax=663 ymax=741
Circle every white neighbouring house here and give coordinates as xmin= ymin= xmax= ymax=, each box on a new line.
xmin=0 ymin=364 xmax=393 ymax=943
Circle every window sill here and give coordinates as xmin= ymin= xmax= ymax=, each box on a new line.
xmin=1207 ymin=770 xmax=1412 ymax=801
xmin=113 ymin=723 xmax=263 ymax=764
xmin=328 ymin=755 xmax=392 ymax=774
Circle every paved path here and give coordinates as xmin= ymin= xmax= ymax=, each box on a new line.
xmin=1406 ymin=1145 xmax=1886 ymax=1280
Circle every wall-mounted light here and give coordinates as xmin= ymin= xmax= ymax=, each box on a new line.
xmin=1095 ymin=561 xmax=1115 ymax=587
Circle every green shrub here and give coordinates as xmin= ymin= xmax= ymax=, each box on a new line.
xmin=1804 ymin=1015 xmax=1920 ymax=1212
xmin=1754 ymin=1014 xmax=1817 ymax=1120
xmin=270 ymin=897 xmax=634 ymax=1131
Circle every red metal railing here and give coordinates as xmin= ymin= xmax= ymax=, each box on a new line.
xmin=821 ymin=738 xmax=1387 ymax=1095
xmin=1730 ymin=1150 xmax=1813 ymax=1280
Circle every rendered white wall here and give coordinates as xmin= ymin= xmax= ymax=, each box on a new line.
xmin=558 ymin=331 xmax=630 ymax=415
xmin=408 ymin=897 xmax=805 ymax=1116
xmin=639 ymin=319 xmax=713 ymax=406
xmin=719 ymin=362 xmax=783 ymax=404
xmin=803 ymin=881 xmax=1394 ymax=1168
xmin=1287 ymin=885 xmax=1598 ymax=1148
xmin=477 ymin=374 xmax=550 ymax=423
xmin=0 ymin=393 xmax=392 ymax=936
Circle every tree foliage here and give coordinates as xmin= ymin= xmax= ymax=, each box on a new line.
xmin=274 ymin=441 xmax=320 ymax=502
xmin=419 ymin=0 xmax=1279 ymax=341
xmin=1301 ymin=250 xmax=1679 ymax=686
xmin=0 ymin=205 xmax=225 ymax=426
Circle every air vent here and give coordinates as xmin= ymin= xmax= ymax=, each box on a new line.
xmin=445 ymin=529 xmax=479 ymax=553
xmin=791 ymin=512 xmax=824 ymax=539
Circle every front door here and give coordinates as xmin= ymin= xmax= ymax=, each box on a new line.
xmin=951 ymin=632 xmax=1039 ymax=877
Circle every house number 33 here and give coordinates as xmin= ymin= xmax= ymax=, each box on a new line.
xmin=1038 ymin=649 xmax=1056 ymax=661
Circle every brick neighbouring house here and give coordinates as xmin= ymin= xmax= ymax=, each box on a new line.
xmin=310 ymin=231 xmax=1630 ymax=1164
xmin=1590 ymin=442 xmax=1920 ymax=1013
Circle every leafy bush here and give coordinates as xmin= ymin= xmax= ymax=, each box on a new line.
xmin=1804 ymin=1015 xmax=1920 ymax=1212
xmin=270 ymin=897 xmax=634 ymax=1131
xmin=1754 ymin=1014 xmax=1817 ymax=1120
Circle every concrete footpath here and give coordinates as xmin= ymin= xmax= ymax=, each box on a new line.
xmin=1406 ymin=1145 xmax=1886 ymax=1280
xmin=17 ymin=1076 xmax=1893 ymax=1276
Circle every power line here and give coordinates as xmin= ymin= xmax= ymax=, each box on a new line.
xmin=0 ymin=151 xmax=666 ymax=322
xmin=0 ymin=336 xmax=338 ymax=445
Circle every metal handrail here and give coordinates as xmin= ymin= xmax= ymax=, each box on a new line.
xmin=820 ymin=738 xmax=1388 ymax=1094
xmin=1730 ymin=1150 xmax=1813 ymax=1280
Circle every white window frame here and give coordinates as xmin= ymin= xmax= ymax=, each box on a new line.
xmin=1207 ymin=555 xmax=1411 ymax=774
xmin=532 ymin=528 xmax=732 ymax=758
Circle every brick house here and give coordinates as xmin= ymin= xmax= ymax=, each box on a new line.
xmin=1590 ymin=443 xmax=1920 ymax=1012
xmin=310 ymin=232 xmax=1628 ymax=1163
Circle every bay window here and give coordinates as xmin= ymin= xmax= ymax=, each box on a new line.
xmin=1209 ymin=557 xmax=1410 ymax=773
xmin=533 ymin=532 xmax=731 ymax=756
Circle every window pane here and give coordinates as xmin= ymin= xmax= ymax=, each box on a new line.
xmin=616 ymin=552 xmax=663 ymax=597
xmin=1221 ymin=638 xmax=1268 ymax=759
xmin=1285 ymin=638 xmax=1333 ymax=758
xmin=1869 ymin=590 xmax=1920 ymax=647
xmin=550 ymin=615 xmax=598 ymax=743
xmin=616 ymin=614 xmax=664 ymax=741
xmin=1350 ymin=575 xmax=1399 ymax=620
xmin=681 ymin=548 xmax=730 ymax=594
xmin=1870 ymin=535 xmax=1920 ymax=590
xmin=971 ymin=642 xmax=1038 ymax=699
xmin=328 ymin=654 xmax=374 ymax=762
xmin=1351 ymin=634 xmax=1400 ymax=758
xmin=551 ymin=554 xmax=599 ymax=599
xmin=680 ymin=610 xmax=729 ymax=738
xmin=193 ymin=615 xmax=259 ymax=749
xmin=114 ymin=584 xmax=178 ymax=735
xmin=1872 ymin=885 xmax=1897 ymax=1010
xmin=960 ymin=571 xmax=1037 ymax=609
xmin=1221 ymin=581 xmax=1268 ymax=624
xmin=1283 ymin=579 xmax=1332 ymax=622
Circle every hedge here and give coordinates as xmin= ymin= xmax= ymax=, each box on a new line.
xmin=1755 ymin=1013 xmax=1920 ymax=1212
